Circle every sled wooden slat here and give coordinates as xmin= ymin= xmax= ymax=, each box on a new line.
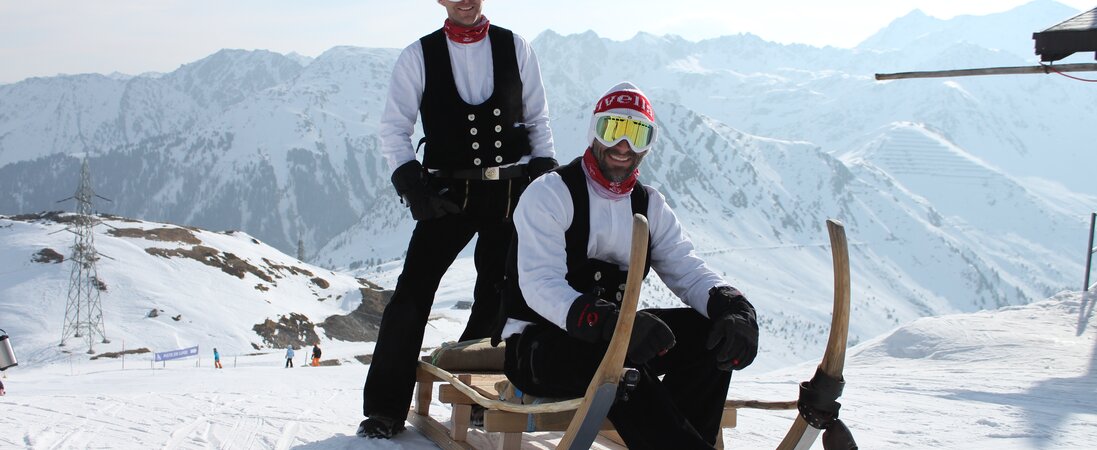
xmin=479 ymin=399 xmax=739 ymax=432
xmin=418 ymin=361 xmax=584 ymax=414
xmin=438 ymin=382 xmax=500 ymax=404
xmin=407 ymin=410 xmax=475 ymax=450
xmin=483 ymin=409 xmax=613 ymax=433
xmin=726 ymin=399 xmax=797 ymax=411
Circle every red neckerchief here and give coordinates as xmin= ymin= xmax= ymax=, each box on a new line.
xmin=443 ymin=16 xmax=490 ymax=44
xmin=582 ymin=147 xmax=638 ymax=196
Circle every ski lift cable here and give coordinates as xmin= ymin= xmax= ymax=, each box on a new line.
xmin=1040 ymin=62 xmax=1097 ymax=82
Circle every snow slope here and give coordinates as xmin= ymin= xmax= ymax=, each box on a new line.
xmin=2 ymin=288 xmax=1093 ymax=449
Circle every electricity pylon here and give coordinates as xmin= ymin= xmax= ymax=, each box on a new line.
xmin=58 ymin=156 xmax=112 ymax=354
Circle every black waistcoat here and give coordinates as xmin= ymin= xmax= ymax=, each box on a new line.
xmin=494 ymin=157 xmax=652 ymax=342
xmin=419 ymin=26 xmax=532 ymax=170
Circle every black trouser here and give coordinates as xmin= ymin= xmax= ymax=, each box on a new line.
xmin=504 ymin=308 xmax=732 ymax=450
xmin=363 ymin=177 xmax=525 ymax=420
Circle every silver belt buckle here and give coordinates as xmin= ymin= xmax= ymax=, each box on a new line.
xmin=484 ymin=166 xmax=500 ymax=180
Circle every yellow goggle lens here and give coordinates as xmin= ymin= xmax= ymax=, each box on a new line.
xmin=595 ymin=114 xmax=655 ymax=150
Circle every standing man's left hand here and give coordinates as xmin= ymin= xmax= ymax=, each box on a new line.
xmin=705 ymin=286 xmax=759 ymax=371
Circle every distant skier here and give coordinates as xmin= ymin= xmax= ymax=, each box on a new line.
xmin=311 ymin=344 xmax=322 ymax=367
xmin=285 ymin=346 xmax=295 ymax=368
xmin=213 ymin=348 xmax=223 ymax=369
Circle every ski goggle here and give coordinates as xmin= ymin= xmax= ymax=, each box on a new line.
xmin=589 ymin=112 xmax=657 ymax=153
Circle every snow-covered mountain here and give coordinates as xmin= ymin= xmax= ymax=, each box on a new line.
xmin=0 ymin=1 xmax=1094 ymax=368
xmin=857 ymin=0 xmax=1080 ymax=60
xmin=0 ymin=212 xmax=388 ymax=365
xmin=0 ymin=46 xmax=398 ymax=255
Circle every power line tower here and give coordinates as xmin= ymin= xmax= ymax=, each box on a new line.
xmin=297 ymin=233 xmax=306 ymax=262
xmin=295 ymin=217 xmax=307 ymax=262
xmin=58 ymin=156 xmax=113 ymax=354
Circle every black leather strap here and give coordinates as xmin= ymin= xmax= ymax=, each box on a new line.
xmin=432 ymin=165 xmax=527 ymax=180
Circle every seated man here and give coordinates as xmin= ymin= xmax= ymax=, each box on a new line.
xmin=497 ymin=82 xmax=759 ymax=449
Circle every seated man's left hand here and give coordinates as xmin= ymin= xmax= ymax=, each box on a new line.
xmin=704 ymin=286 xmax=759 ymax=371
xmin=527 ymin=156 xmax=559 ymax=180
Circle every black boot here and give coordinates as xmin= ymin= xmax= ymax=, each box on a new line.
xmin=356 ymin=416 xmax=406 ymax=439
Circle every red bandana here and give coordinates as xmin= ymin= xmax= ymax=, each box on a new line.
xmin=443 ymin=17 xmax=490 ymax=44
xmin=582 ymin=147 xmax=638 ymax=197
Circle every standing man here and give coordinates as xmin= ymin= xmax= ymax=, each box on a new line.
xmin=359 ymin=0 xmax=557 ymax=439
xmin=285 ymin=346 xmax=295 ymax=368
xmin=498 ymin=82 xmax=759 ymax=449
xmin=213 ymin=347 xmax=223 ymax=369
xmin=311 ymin=343 xmax=322 ymax=367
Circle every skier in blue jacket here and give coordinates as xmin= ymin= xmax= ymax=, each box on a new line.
xmin=285 ymin=346 xmax=295 ymax=368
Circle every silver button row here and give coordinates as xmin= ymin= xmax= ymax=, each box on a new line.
xmin=467 ymin=109 xmax=503 ymax=121
xmin=470 ymin=141 xmax=504 ymax=150
xmin=470 ymin=126 xmax=505 ymax=135
xmin=471 ymin=156 xmax=506 ymax=166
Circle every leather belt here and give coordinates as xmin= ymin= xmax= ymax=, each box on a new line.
xmin=432 ymin=165 xmax=527 ymax=181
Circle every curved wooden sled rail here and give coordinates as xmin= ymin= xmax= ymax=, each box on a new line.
xmin=775 ymin=219 xmax=851 ymax=450
xmin=556 ymin=213 xmax=648 ymax=449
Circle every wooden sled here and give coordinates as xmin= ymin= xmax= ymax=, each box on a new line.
xmin=410 ymin=217 xmax=851 ymax=449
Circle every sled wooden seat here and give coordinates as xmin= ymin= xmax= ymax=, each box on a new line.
xmin=406 ymin=217 xmax=850 ymax=449
xmin=412 ymin=359 xmax=751 ymax=449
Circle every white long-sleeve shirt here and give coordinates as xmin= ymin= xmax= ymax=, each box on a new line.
xmin=379 ymin=30 xmax=554 ymax=173
xmin=504 ymin=170 xmax=729 ymax=336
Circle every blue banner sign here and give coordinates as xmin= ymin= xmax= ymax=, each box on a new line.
xmin=154 ymin=346 xmax=198 ymax=362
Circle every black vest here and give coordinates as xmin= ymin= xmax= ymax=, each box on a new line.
xmin=494 ymin=158 xmax=652 ymax=342
xmin=419 ymin=26 xmax=532 ymax=170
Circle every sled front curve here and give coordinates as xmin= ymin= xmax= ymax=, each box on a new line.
xmin=775 ymin=219 xmax=852 ymax=450
xmin=556 ymin=213 xmax=648 ymax=449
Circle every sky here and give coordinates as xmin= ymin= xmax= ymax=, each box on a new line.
xmin=0 ymin=0 xmax=1093 ymax=84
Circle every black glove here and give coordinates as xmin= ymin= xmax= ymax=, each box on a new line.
xmin=565 ymin=294 xmax=676 ymax=365
xmin=627 ymin=311 xmax=676 ymax=364
xmin=526 ymin=156 xmax=558 ymax=180
xmin=564 ymin=293 xmax=618 ymax=343
xmin=390 ymin=160 xmax=460 ymax=221
xmin=705 ymin=286 xmax=758 ymax=371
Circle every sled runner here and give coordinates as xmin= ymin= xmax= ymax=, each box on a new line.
xmin=409 ymin=216 xmax=853 ymax=449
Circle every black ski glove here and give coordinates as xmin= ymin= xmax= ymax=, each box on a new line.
xmin=705 ymin=286 xmax=758 ymax=371
xmin=627 ymin=311 xmax=676 ymax=365
xmin=526 ymin=156 xmax=559 ymax=180
xmin=390 ymin=160 xmax=460 ymax=221
xmin=565 ymin=294 xmax=676 ymax=365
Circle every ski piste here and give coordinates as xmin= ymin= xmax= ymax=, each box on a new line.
xmin=407 ymin=217 xmax=855 ymax=449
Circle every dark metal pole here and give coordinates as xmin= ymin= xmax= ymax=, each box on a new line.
xmin=1085 ymin=212 xmax=1096 ymax=295
xmin=1078 ymin=213 xmax=1096 ymax=336
xmin=875 ymin=63 xmax=1097 ymax=81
